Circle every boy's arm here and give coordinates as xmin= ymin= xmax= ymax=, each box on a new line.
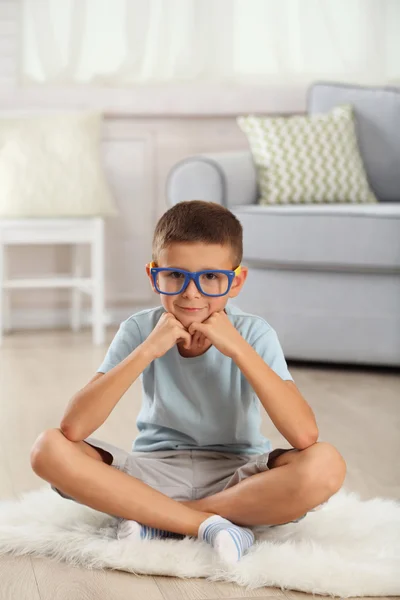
xmin=60 ymin=343 xmax=154 ymax=442
xmin=188 ymin=312 xmax=318 ymax=450
xmin=233 ymin=342 xmax=319 ymax=450
xmin=60 ymin=312 xmax=192 ymax=443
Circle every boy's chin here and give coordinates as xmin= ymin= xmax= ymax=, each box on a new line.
xmin=172 ymin=308 xmax=210 ymax=326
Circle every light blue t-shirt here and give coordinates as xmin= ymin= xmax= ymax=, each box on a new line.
xmin=97 ymin=304 xmax=293 ymax=455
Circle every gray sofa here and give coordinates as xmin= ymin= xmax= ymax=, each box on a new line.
xmin=167 ymin=83 xmax=400 ymax=366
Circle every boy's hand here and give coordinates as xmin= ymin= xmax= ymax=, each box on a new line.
xmin=191 ymin=330 xmax=211 ymax=353
xmin=188 ymin=311 xmax=245 ymax=358
xmin=143 ymin=312 xmax=192 ymax=359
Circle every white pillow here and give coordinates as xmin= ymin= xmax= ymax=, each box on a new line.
xmin=0 ymin=112 xmax=118 ymax=217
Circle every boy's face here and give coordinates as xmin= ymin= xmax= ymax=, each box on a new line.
xmin=146 ymin=242 xmax=248 ymax=327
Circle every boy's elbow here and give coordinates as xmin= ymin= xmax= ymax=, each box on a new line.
xmin=59 ymin=420 xmax=84 ymax=442
xmin=297 ymin=429 xmax=319 ymax=449
xmin=60 ymin=391 xmax=88 ymax=442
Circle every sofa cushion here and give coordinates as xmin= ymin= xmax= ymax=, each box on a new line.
xmin=233 ymin=204 xmax=400 ymax=270
xmin=308 ymin=83 xmax=400 ymax=202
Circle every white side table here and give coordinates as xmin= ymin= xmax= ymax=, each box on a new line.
xmin=0 ymin=217 xmax=106 ymax=345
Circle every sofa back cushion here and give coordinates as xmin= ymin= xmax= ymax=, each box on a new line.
xmin=308 ymin=83 xmax=400 ymax=202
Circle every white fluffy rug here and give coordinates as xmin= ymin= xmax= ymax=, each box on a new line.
xmin=0 ymin=486 xmax=399 ymax=597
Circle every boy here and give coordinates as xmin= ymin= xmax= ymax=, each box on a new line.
xmin=31 ymin=201 xmax=346 ymax=564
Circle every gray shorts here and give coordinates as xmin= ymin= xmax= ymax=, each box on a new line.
xmin=52 ymin=439 xmax=307 ymax=524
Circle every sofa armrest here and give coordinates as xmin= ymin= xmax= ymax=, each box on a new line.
xmin=166 ymin=151 xmax=258 ymax=208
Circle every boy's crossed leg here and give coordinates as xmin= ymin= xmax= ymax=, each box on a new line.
xmin=181 ymin=441 xmax=346 ymax=526
xmin=30 ymin=430 xmax=345 ymax=562
xmin=30 ymin=429 xmax=210 ymax=536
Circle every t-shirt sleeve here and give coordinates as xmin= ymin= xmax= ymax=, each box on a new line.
xmin=97 ymin=318 xmax=142 ymax=374
xmin=251 ymin=326 xmax=293 ymax=382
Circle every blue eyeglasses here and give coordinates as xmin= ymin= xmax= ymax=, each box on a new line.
xmin=150 ymin=262 xmax=242 ymax=297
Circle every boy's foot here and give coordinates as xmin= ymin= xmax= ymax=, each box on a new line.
xmin=198 ymin=515 xmax=254 ymax=563
xmin=117 ymin=518 xmax=185 ymax=541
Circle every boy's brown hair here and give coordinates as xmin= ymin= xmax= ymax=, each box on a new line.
xmin=152 ymin=200 xmax=243 ymax=266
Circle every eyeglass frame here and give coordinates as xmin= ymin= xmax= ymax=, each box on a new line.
xmin=149 ymin=262 xmax=242 ymax=297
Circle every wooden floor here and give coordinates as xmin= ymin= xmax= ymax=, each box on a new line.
xmin=0 ymin=327 xmax=399 ymax=600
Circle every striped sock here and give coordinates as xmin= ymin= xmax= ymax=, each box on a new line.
xmin=117 ymin=519 xmax=185 ymax=541
xmin=198 ymin=515 xmax=255 ymax=563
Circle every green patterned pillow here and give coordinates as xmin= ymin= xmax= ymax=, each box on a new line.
xmin=237 ymin=105 xmax=377 ymax=205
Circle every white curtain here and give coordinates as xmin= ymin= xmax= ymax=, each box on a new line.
xmin=22 ymin=0 xmax=400 ymax=86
